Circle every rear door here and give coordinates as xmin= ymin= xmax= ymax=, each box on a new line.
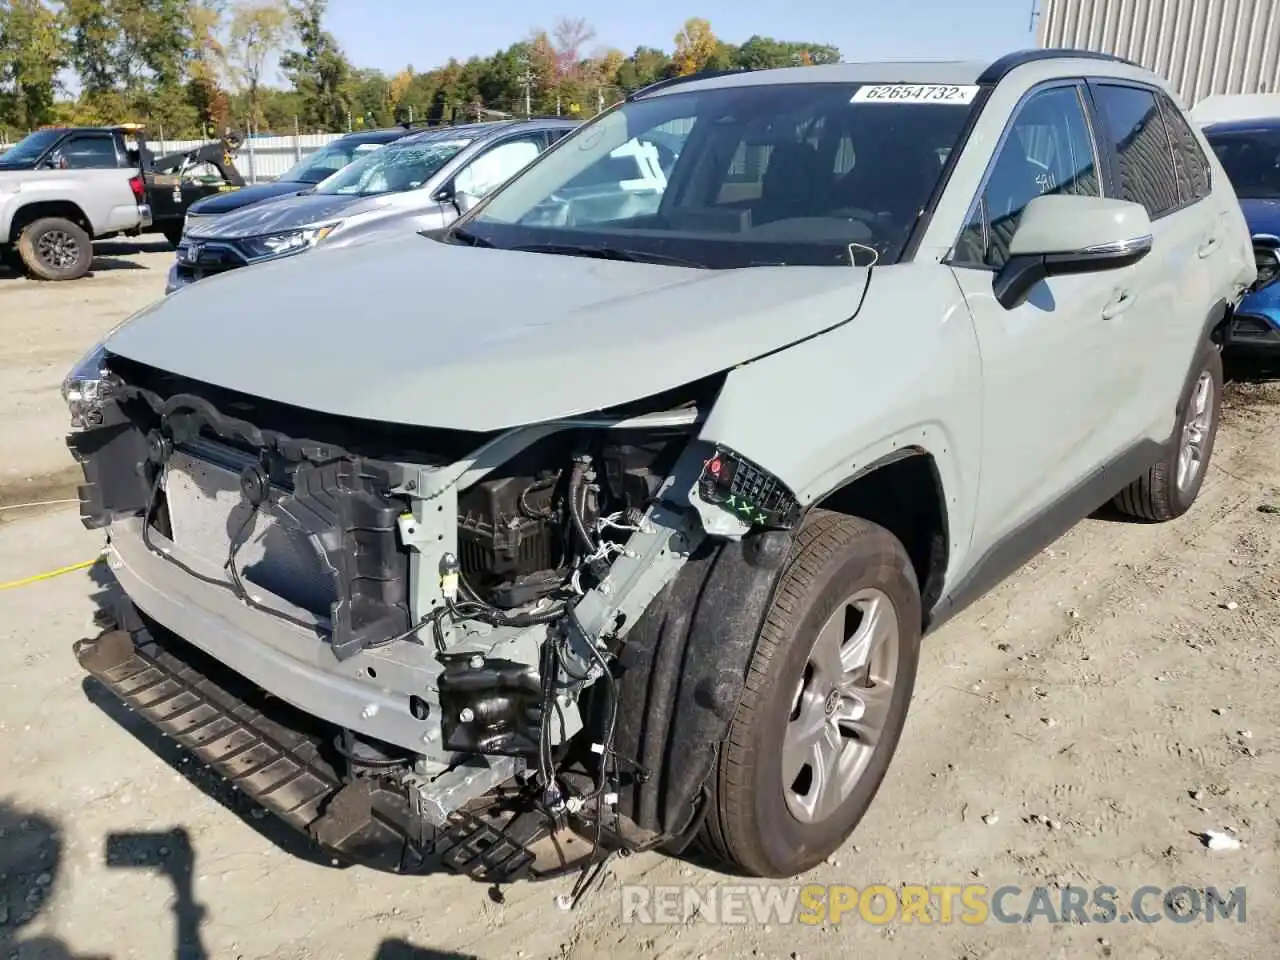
xmin=1086 ymin=80 xmax=1213 ymax=442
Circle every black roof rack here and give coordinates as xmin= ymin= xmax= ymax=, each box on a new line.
xmin=978 ymin=48 xmax=1142 ymax=85
xmin=628 ymin=67 xmax=752 ymax=101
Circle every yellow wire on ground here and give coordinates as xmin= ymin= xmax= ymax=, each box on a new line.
xmin=0 ymin=558 xmax=102 ymax=591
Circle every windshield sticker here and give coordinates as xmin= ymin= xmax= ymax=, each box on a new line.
xmin=851 ymin=84 xmax=980 ymax=104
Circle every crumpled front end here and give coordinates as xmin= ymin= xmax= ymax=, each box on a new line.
xmin=68 ymin=350 xmax=800 ymax=878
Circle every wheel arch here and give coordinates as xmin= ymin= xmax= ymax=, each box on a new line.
xmin=806 ymin=447 xmax=951 ymax=623
xmin=11 ymin=200 xmax=94 ymax=238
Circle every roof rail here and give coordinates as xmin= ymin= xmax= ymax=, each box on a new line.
xmin=978 ymin=48 xmax=1142 ymax=85
xmin=628 ymin=67 xmax=751 ymax=101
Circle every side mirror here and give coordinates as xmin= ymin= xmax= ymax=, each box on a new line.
xmin=994 ymin=195 xmax=1153 ymax=310
xmin=1249 ymin=234 xmax=1280 ymax=293
xmin=41 ymin=151 xmax=63 ymax=170
xmin=453 ymin=190 xmax=480 ymax=215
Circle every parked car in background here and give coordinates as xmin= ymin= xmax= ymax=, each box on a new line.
xmin=178 ymin=125 xmax=422 ymax=239
xmin=166 ymin=118 xmax=577 ymax=293
xmin=69 ymin=51 xmax=1256 ymax=884
xmin=0 ymin=126 xmax=152 ymax=280
xmin=1202 ymin=117 xmax=1280 ymax=352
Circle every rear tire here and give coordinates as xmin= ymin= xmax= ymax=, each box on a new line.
xmin=17 ymin=217 xmax=93 ymax=281
xmin=699 ymin=511 xmax=921 ymax=878
xmin=1112 ymin=343 xmax=1222 ymax=522
xmin=162 ymin=224 xmax=184 ymax=248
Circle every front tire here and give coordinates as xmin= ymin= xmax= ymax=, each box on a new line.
xmin=699 ymin=511 xmax=921 ymax=877
xmin=1112 ymin=343 xmax=1223 ymax=522
xmin=17 ymin=217 xmax=93 ymax=281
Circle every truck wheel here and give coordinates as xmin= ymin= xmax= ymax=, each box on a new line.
xmin=699 ymin=511 xmax=921 ymax=877
xmin=162 ymin=224 xmax=184 ymax=248
xmin=17 ymin=217 xmax=93 ymax=281
xmin=1112 ymin=344 xmax=1222 ymax=522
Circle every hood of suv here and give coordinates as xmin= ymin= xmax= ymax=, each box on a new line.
xmin=1240 ymin=198 xmax=1280 ymax=238
xmin=189 ymin=192 xmax=376 ymax=239
xmin=104 ymin=237 xmax=872 ymax=431
xmin=187 ymin=180 xmax=311 ymax=217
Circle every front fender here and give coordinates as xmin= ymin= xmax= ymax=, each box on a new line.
xmin=698 ymin=262 xmax=983 ymax=585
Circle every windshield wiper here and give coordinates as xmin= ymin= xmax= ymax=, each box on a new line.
xmin=509 ymin=242 xmax=701 ymax=267
xmin=449 ymin=228 xmax=494 ymax=247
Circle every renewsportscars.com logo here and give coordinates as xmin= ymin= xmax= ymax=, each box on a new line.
xmin=620 ymin=883 xmax=1248 ymax=926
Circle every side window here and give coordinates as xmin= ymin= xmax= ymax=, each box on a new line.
xmin=1092 ymin=83 xmax=1181 ymax=219
xmin=56 ymin=134 xmax=121 ymax=169
xmin=453 ymin=136 xmax=543 ymax=199
xmin=955 ymin=84 xmax=1101 ymax=268
xmin=1157 ymin=91 xmax=1212 ymax=203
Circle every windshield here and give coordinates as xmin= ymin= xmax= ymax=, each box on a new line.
xmin=280 ymin=139 xmax=388 ymax=184
xmin=314 ymin=137 xmax=472 ymax=196
xmin=0 ymin=129 xmax=64 ymax=169
xmin=461 ymin=82 xmax=977 ymax=268
xmin=1205 ymin=127 xmax=1280 ymax=199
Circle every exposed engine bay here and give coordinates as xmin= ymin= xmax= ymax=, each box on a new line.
xmin=69 ymin=353 xmax=800 ymax=886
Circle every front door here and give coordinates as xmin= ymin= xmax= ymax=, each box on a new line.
xmin=948 ymin=81 xmax=1126 ymax=552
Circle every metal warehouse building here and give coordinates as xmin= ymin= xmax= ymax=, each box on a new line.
xmin=1036 ymin=0 xmax=1280 ymax=105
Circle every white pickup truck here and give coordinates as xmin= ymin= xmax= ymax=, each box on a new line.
xmin=0 ymin=126 xmax=154 ymax=281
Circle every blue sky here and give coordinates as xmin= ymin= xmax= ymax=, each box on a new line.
xmin=324 ymin=0 xmax=1041 ymax=75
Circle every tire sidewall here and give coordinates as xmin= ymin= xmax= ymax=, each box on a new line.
xmin=20 ymin=218 xmax=93 ymax=281
xmin=743 ymin=531 xmax=921 ymax=876
xmin=1168 ymin=343 xmax=1223 ymax=513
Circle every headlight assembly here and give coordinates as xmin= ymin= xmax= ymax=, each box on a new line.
xmin=239 ymin=223 xmax=340 ymax=260
xmin=61 ymin=342 xmax=120 ymax=431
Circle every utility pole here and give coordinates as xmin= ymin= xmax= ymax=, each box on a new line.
xmin=517 ymin=55 xmax=535 ymax=116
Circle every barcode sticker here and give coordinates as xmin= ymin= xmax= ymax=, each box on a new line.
xmin=851 ymin=84 xmax=980 ymax=104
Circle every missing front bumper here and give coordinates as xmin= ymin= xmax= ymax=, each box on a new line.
xmin=73 ymin=622 xmax=588 ymax=882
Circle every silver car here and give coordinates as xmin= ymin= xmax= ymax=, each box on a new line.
xmin=165 ymin=118 xmax=576 ymax=293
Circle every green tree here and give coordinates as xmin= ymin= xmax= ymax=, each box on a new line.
xmin=63 ymin=0 xmax=117 ymax=100
xmin=735 ymin=35 xmax=841 ymax=69
xmin=614 ymin=45 xmax=670 ymax=92
xmin=279 ymin=0 xmax=352 ymax=130
xmin=0 ymin=0 xmax=66 ymax=131
xmin=225 ymin=0 xmax=290 ymax=130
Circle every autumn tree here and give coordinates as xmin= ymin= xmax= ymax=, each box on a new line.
xmin=279 ymin=0 xmax=352 ymax=130
xmin=225 ymin=0 xmax=290 ymax=130
xmin=186 ymin=1 xmax=229 ymax=133
xmin=670 ymin=17 xmax=719 ymax=76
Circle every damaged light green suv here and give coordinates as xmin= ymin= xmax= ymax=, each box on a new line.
xmin=66 ymin=49 xmax=1254 ymax=882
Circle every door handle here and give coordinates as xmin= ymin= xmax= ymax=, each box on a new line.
xmin=1102 ymin=289 xmax=1135 ymax=320
xmin=1198 ymin=233 xmax=1222 ymax=258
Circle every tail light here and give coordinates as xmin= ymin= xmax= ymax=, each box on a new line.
xmin=128 ymin=174 xmax=146 ymax=204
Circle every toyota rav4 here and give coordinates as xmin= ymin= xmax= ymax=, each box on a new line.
xmin=66 ymin=50 xmax=1258 ymax=884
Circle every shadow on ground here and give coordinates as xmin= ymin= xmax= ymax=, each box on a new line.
xmin=0 ymin=237 xmax=171 ymax=282
xmin=0 ymin=797 xmax=486 ymax=959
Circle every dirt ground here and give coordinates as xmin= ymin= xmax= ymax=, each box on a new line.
xmin=2 ymin=245 xmax=1279 ymax=960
